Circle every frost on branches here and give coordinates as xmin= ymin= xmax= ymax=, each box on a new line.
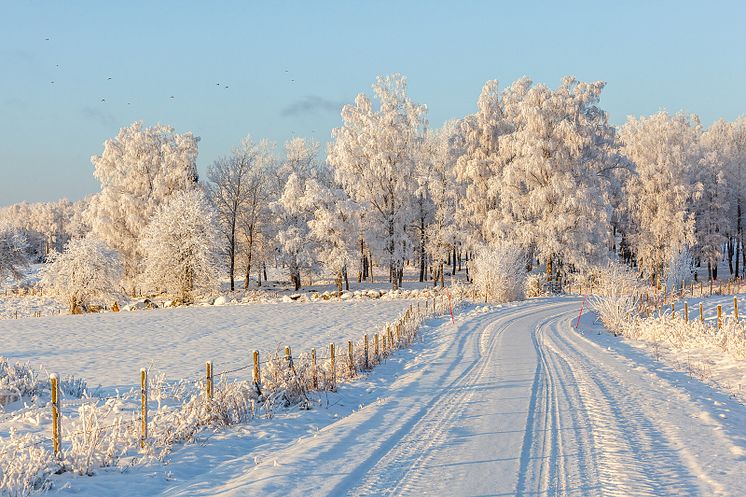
xmin=139 ymin=189 xmax=223 ymax=302
xmin=471 ymin=244 xmax=527 ymax=303
xmin=40 ymin=236 xmax=123 ymax=313
xmin=273 ymin=138 xmax=326 ymax=291
xmin=0 ymin=222 xmax=29 ymax=282
xmin=328 ymin=74 xmax=427 ymax=290
xmin=87 ymin=122 xmax=200 ymax=285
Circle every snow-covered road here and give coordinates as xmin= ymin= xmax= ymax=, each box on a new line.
xmin=165 ymin=297 xmax=744 ymax=497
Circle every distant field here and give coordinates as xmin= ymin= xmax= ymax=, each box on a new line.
xmin=0 ymin=299 xmax=414 ymax=390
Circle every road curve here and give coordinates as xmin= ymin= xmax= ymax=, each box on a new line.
xmin=167 ymin=297 xmax=745 ymax=497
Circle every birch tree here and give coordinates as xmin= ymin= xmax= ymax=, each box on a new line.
xmin=328 ymin=74 xmax=426 ymax=289
xmin=87 ymin=122 xmax=199 ymax=285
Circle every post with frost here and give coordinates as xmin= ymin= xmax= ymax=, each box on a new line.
xmin=348 ymin=340 xmax=354 ymax=374
xmin=717 ymin=305 xmax=723 ymax=330
xmin=684 ymin=302 xmax=689 ymax=324
xmin=140 ymin=368 xmax=148 ymax=449
xmin=330 ymin=343 xmax=336 ymax=391
xmin=205 ymin=361 xmax=213 ymax=400
xmin=699 ymin=302 xmax=704 ymax=323
xmin=311 ymin=348 xmax=318 ymax=389
xmin=734 ymin=297 xmax=739 ymax=322
xmin=50 ymin=373 xmax=61 ymax=457
xmin=252 ymin=350 xmax=262 ymax=395
xmin=285 ymin=346 xmax=292 ymax=370
xmin=364 ymin=335 xmax=369 ymax=370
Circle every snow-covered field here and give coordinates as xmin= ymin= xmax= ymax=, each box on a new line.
xmin=0 ymin=299 xmax=416 ymax=391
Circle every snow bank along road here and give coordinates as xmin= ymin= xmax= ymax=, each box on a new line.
xmin=166 ymin=297 xmax=745 ymax=497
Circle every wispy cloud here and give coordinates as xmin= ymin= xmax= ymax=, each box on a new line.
xmin=80 ymin=106 xmax=117 ymax=127
xmin=281 ymin=95 xmax=344 ymax=117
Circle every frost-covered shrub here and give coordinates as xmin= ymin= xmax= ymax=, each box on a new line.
xmin=591 ymin=294 xmax=639 ymax=336
xmin=0 ymin=358 xmax=41 ymax=406
xmin=0 ymin=359 xmax=86 ymax=408
xmin=665 ymin=247 xmax=695 ymax=291
xmin=471 ymin=244 xmax=526 ymax=303
xmin=569 ymin=262 xmax=642 ymax=297
xmin=40 ymin=235 xmax=123 ymax=313
xmin=620 ymin=315 xmax=746 ymax=360
xmin=0 ymin=431 xmax=57 ymax=496
xmin=524 ymin=274 xmax=545 ymax=298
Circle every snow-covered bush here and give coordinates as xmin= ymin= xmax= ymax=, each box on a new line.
xmin=0 ymin=358 xmax=87 ymax=408
xmin=0 ymin=223 xmax=29 ymax=282
xmin=0 ymin=431 xmax=57 ymax=496
xmin=471 ymin=244 xmax=526 ymax=303
xmin=665 ymin=247 xmax=695 ymax=291
xmin=139 ymin=189 xmax=223 ymax=302
xmin=591 ymin=294 xmax=639 ymax=336
xmin=40 ymin=236 xmax=123 ymax=313
xmin=621 ymin=315 xmax=746 ymax=361
xmin=524 ymin=274 xmax=545 ymax=298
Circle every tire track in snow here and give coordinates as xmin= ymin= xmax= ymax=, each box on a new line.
xmin=340 ymin=301 xmax=570 ymax=497
xmin=519 ymin=308 xmax=719 ymax=496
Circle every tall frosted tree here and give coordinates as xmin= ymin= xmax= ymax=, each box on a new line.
xmin=273 ymin=138 xmax=325 ymax=290
xmin=87 ymin=122 xmax=199 ymax=285
xmin=207 ymin=136 xmax=274 ymax=291
xmin=620 ymin=112 xmax=698 ymax=286
xmin=328 ymin=74 xmax=427 ymax=289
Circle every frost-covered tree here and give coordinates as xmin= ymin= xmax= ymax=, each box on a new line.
xmin=620 ymin=112 xmax=698 ymax=286
xmin=702 ymin=118 xmax=746 ymax=276
xmin=692 ymin=149 xmax=730 ymax=280
xmin=425 ymin=120 xmax=464 ymax=285
xmin=87 ymin=122 xmax=199 ymax=285
xmin=498 ymin=77 xmax=619 ymax=280
xmin=207 ymin=137 xmax=275 ymax=291
xmin=308 ymin=185 xmax=359 ymax=293
xmin=139 ymin=189 xmax=222 ymax=302
xmin=273 ymin=139 xmax=325 ymax=290
xmin=0 ymin=223 xmax=29 ymax=282
xmin=328 ymin=74 xmax=427 ymax=289
xmin=40 ymin=235 xmax=123 ymax=313
xmin=454 ymin=80 xmax=513 ymax=246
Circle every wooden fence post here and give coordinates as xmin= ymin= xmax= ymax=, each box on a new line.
xmin=285 ymin=346 xmax=292 ymax=369
xmin=733 ymin=297 xmax=738 ymax=322
xmin=396 ymin=322 xmax=401 ymax=344
xmin=252 ymin=350 xmax=261 ymax=394
xmin=205 ymin=361 xmax=213 ymax=400
xmin=348 ymin=340 xmax=354 ymax=374
xmin=670 ymin=302 xmax=675 ymax=316
xmin=699 ymin=302 xmax=704 ymax=323
xmin=140 ymin=368 xmax=147 ymax=449
xmin=311 ymin=348 xmax=318 ymax=389
xmin=717 ymin=305 xmax=723 ymax=330
xmin=50 ymin=374 xmax=61 ymax=457
xmin=684 ymin=302 xmax=689 ymax=324
xmin=374 ymin=333 xmax=379 ymax=361
xmin=364 ymin=335 xmax=369 ymax=369
xmin=330 ymin=343 xmax=336 ymax=390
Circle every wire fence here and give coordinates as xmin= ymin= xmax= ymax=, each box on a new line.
xmin=1 ymin=293 xmax=462 ymax=468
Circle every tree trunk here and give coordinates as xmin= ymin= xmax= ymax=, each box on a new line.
xmin=452 ymin=247 xmax=457 ymax=277
xmin=344 ymin=265 xmax=350 ymax=290
xmin=546 ymin=257 xmax=553 ymax=282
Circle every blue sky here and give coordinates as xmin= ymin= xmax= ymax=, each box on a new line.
xmin=1 ymin=0 xmax=744 ymax=205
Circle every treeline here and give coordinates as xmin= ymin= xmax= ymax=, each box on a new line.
xmin=2 ymin=73 xmax=745 ymax=301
